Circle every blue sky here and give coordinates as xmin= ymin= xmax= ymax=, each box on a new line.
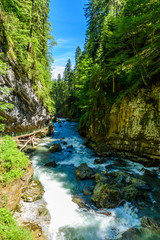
xmin=49 ymin=0 xmax=88 ymax=79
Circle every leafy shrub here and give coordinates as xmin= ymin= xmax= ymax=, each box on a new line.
xmin=0 ymin=136 xmax=30 ymax=184
xmin=0 ymin=208 xmax=33 ymax=240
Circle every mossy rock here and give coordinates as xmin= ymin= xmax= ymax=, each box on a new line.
xmin=91 ymin=183 xmax=121 ymax=208
xmin=122 ymin=185 xmax=138 ymax=201
xmin=95 ymin=172 xmax=108 ymax=184
xmin=76 ymin=163 xmax=94 ymax=180
xmin=121 ymin=227 xmax=142 ymax=240
xmin=141 ymin=216 xmax=160 ymax=231
xmin=49 ymin=143 xmax=62 ymax=153
xmin=22 ymin=180 xmax=44 ymax=202
xmin=129 ymin=177 xmax=150 ymax=190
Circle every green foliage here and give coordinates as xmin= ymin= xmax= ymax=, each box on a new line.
xmin=0 ymin=136 xmax=30 ymax=183
xmin=0 ymin=208 xmax=33 ymax=240
xmin=74 ymin=0 xmax=160 ymax=128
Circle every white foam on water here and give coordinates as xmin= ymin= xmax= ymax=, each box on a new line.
xmin=32 ymin=163 xmax=140 ymax=240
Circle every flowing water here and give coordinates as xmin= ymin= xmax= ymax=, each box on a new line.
xmin=29 ymin=119 xmax=160 ymax=240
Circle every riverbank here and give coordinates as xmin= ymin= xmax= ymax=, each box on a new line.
xmin=0 ymin=125 xmax=53 ymax=239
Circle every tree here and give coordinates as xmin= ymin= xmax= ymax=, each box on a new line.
xmin=63 ymin=59 xmax=73 ymax=92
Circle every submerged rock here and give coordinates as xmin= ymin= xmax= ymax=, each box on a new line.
xmin=141 ymin=216 xmax=160 ymax=231
xmin=49 ymin=143 xmax=62 ymax=153
xmin=22 ymin=180 xmax=44 ymax=202
xmin=44 ymin=160 xmax=57 ymax=168
xmin=67 ymin=145 xmax=73 ymax=149
xmin=94 ymin=158 xmax=107 ymax=164
xmin=76 ymin=163 xmax=94 ymax=180
xmin=121 ymin=227 xmax=142 ymax=240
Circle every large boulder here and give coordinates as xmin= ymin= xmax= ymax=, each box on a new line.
xmin=76 ymin=163 xmax=94 ymax=180
xmin=22 ymin=180 xmax=44 ymax=202
xmin=49 ymin=143 xmax=62 ymax=153
xmin=91 ymin=183 xmax=121 ymax=208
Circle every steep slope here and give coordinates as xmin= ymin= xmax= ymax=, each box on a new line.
xmin=0 ymin=0 xmax=55 ymax=133
xmin=80 ymin=82 xmax=160 ymax=163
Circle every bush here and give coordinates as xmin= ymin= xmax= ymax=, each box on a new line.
xmin=0 ymin=208 xmax=33 ymax=240
xmin=0 ymin=136 xmax=30 ymax=184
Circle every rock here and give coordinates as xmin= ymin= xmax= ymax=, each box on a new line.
xmin=83 ymin=139 xmax=96 ymax=149
xmin=83 ymin=188 xmax=92 ymax=196
xmin=49 ymin=143 xmax=62 ymax=153
xmin=76 ymin=163 xmax=94 ymax=180
xmin=24 ymin=146 xmax=37 ymax=153
xmin=95 ymin=143 xmax=110 ymax=155
xmin=121 ymin=227 xmax=142 ymax=240
xmin=94 ymin=158 xmax=107 ymax=164
xmin=22 ymin=180 xmax=44 ymax=202
xmin=122 ymin=185 xmax=138 ymax=201
xmin=47 ymin=124 xmax=54 ymax=136
xmin=109 ymin=171 xmax=130 ymax=185
xmin=141 ymin=216 xmax=160 ymax=231
xmin=21 ymin=221 xmax=47 ymax=240
xmin=44 ymin=160 xmax=57 ymax=168
xmin=91 ymin=183 xmax=121 ymax=208
xmin=67 ymin=145 xmax=73 ymax=149
xmin=36 ymin=205 xmax=51 ymax=224
xmin=72 ymin=196 xmax=89 ymax=210
xmin=62 ymin=141 xmax=67 ymax=145
xmin=129 ymin=177 xmax=150 ymax=190
xmin=95 ymin=173 xmax=108 ymax=184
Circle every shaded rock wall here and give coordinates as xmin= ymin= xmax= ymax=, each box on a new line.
xmin=82 ymin=83 xmax=160 ymax=161
xmin=0 ymin=62 xmax=50 ymax=133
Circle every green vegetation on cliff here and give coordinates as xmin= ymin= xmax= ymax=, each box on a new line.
xmin=0 ymin=0 xmax=56 ymax=113
xmin=0 ymin=208 xmax=33 ymax=240
xmin=0 ymin=136 xmax=30 ymax=184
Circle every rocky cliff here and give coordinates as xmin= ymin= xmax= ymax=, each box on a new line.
xmin=80 ymin=82 xmax=160 ymax=164
xmin=0 ymin=62 xmax=50 ymax=133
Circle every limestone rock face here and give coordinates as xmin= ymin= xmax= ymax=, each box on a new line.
xmin=80 ymin=83 xmax=160 ymax=163
xmin=0 ymin=66 xmax=50 ymax=133
xmin=0 ymin=164 xmax=33 ymax=212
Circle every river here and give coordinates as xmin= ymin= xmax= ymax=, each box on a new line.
xmin=30 ymin=119 xmax=160 ymax=240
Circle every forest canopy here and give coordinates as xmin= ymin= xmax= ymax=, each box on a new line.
xmin=53 ymin=0 xmax=160 ymax=124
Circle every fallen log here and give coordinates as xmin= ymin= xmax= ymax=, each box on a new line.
xmin=13 ymin=126 xmax=48 ymax=141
